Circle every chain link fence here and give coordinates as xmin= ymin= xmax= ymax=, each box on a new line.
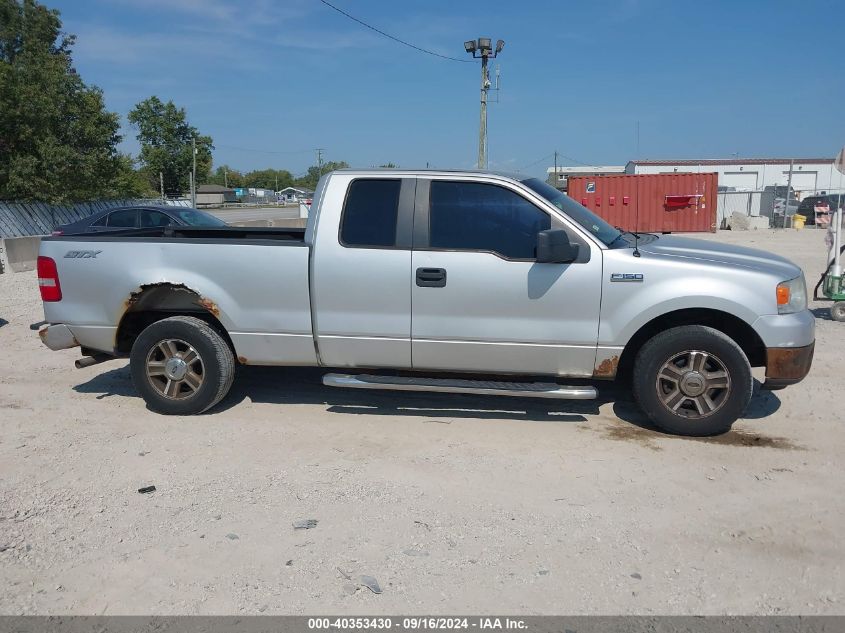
xmin=0 ymin=198 xmax=190 ymax=238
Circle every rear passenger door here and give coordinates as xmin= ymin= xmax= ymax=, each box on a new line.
xmin=311 ymin=176 xmax=415 ymax=368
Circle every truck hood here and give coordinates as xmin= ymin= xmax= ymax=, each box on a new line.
xmin=638 ymin=235 xmax=802 ymax=280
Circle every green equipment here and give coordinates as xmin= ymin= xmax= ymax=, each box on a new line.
xmin=816 ymin=149 xmax=845 ymax=321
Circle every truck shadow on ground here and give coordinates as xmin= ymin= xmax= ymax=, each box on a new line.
xmin=811 ymin=306 xmax=833 ymax=320
xmin=74 ymin=364 xmax=782 ymax=430
xmin=0 ymin=317 xmax=8 ymax=329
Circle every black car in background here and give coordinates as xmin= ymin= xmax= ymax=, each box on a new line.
xmin=52 ymin=205 xmax=227 ymax=235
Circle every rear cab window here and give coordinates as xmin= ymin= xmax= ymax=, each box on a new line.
xmin=340 ymin=179 xmax=401 ymax=248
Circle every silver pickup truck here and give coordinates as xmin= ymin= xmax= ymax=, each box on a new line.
xmin=37 ymin=169 xmax=815 ymax=436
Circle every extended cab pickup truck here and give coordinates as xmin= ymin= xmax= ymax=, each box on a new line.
xmin=37 ymin=170 xmax=815 ymax=436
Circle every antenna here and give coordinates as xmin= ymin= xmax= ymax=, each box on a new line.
xmin=633 ymin=193 xmax=641 ymax=257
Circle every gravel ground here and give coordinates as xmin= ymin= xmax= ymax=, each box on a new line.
xmin=0 ymin=228 xmax=843 ymax=615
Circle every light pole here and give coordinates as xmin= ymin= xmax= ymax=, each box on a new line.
xmin=464 ymin=37 xmax=504 ymax=169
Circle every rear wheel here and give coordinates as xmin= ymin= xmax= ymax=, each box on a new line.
xmin=130 ymin=316 xmax=234 ymax=415
xmin=831 ymin=302 xmax=845 ymax=322
xmin=632 ymin=325 xmax=752 ymax=436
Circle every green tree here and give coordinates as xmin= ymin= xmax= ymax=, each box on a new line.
xmin=106 ymin=154 xmax=157 ymax=198
xmin=207 ymin=164 xmax=243 ymax=189
xmin=294 ymin=161 xmax=349 ymax=190
xmin=0 ymin=0 xmax=124 ymax=202
xmin=128 ymin=96 xmax=213 ymax=196
xmin=379 ymin=162 xmax=398 ymax=168
xmin=243 ymin=168 xmax=293 ymax=191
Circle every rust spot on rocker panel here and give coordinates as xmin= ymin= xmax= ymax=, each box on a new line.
xmin=238 ymin=356 xmax=249 ymax=365
xmin=593 ymin=355 xmax=619 ymax=378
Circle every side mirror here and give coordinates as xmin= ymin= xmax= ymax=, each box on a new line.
xmin=536 ymin=229 xmax=579 ymax=263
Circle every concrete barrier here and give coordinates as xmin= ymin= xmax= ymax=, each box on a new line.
xmin=1 ymin=236 xmax=42 ymax=273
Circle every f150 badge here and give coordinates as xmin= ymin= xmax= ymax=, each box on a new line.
xmin=64 ymin=250 xmax=102 ymax=259
xmin=610 ymin=273 xmax=643 ymax=282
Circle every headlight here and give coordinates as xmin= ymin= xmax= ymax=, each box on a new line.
xmin=777 ymin=275 xmax=807 ymax=314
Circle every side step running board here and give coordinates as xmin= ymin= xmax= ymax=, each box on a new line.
xmin=322 ymin=373 xmax=597 ymax=400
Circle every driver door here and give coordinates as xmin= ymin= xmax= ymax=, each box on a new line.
xmin=410 ymin=178 xmax=603 ymax=376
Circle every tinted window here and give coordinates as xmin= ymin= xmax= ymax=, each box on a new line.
xmin=91 ymin=214 xmax=108 ymax=227
xmin=429 ymin=181 xmax=551 ymax=259
xmin=340 ymin=179 xmax=401 ymax=247
xmin=107 ymin=209 xmax=137 ymax=227
xmin=140 ymin=210 xmax=174 ymax=228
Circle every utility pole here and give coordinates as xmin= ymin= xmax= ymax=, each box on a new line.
xmin=784 ymin=159 xmax=794 ymax=228
xmin=478 ymin=54 xmax=488 ymax=169
xmin=224 ymin=168 xmax=228 ymax=188
xmin=316 ymin=148 xmax=325 ymax=179
xmin=464 ymin=38 xmax=504 ymax=170
xmin=159 ymin=171 xmax=164 ymax=201
xmin=191 ymin=136 xmax=197 ymax=208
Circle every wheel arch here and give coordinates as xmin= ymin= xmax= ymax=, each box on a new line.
xmin=115 ymin=283 xmax=236 ymax=357
xmin=617 ymin=308 xmax=766 ymax=383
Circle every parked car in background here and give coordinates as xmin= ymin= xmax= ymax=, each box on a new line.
xmin=52 ymin=206 xmax=227 ymax=235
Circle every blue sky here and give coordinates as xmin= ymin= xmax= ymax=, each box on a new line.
xmin=53 ymin=0 xmax=845 ymax=179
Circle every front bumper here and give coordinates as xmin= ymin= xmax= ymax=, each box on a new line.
xmin=38 ymin=324 xmax=80 ymax=351
xmin=763 ymin=342 xmax=814 ymax=389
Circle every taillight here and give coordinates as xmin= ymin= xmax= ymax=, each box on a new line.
xmin=51 ymin=229 xmax=64 ymax=236
xmin=37 ymin=256 xmax=62 ymax=302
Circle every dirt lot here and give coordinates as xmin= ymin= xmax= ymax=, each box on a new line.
xmin=0 ymin=228 xmax=843 ymax=615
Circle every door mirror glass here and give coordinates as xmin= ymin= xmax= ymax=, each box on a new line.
xmin=536 ymin=229 xmax=579 ymax=263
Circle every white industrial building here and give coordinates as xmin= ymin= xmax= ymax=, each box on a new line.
xmin=626 ymin=158 xmax=845 ymax=196
xmin=546 ymin=165 xmax=625 ymax=191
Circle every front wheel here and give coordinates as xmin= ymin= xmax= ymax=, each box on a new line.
xmin=130 ymin=316 xmax=235 ymax=415
xmin=632 ymin=325 xmax=753 ymax=436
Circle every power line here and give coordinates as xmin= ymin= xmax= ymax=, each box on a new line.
xmin=518 ymin=151 xmax=590 ymax=172
xmin=517 ymin=153 xmax=555 ymax=172
xmin=318 ymin=0 xmax=473 ymax=63
xmin=215 ymin=144 xmax=316 ymax=155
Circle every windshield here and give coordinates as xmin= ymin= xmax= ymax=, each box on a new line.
xmin=520 ymin=177 xmax=622 ymax=246
xmin=173 ymin=209 xmax=228 ymax=227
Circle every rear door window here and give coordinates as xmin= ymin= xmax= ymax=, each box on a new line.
xmin=340 ymin=179 xmax=401 ymax=248
xmin=428 ymin=181 xmax=551 ymax=259
xmin=107 ymin=209 xmax=138 ymax=228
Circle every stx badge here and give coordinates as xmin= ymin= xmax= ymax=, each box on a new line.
xmin=64 ymin=250 xmax=102 ymax=259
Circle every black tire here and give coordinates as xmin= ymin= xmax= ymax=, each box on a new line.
xmin=831 ymin=302 xmax=845 ymax=322
xmin=130 ymin=316 xmax=235 ymax=415
xmin=632 ymin=325 xmax=752 ymax=436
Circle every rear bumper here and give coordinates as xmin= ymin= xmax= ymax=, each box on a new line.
xmin=38 ymin=323 xmax=80 ymax=351
xmin=763 ymin=342 xmax=814 ymax=389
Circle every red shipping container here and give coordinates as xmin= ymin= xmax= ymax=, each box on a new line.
xmin=567 ymin=173 xmax=718 ymax=233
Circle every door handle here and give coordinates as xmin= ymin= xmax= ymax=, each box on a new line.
xmin=416 ymin=267 xmax=447 ymax=288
